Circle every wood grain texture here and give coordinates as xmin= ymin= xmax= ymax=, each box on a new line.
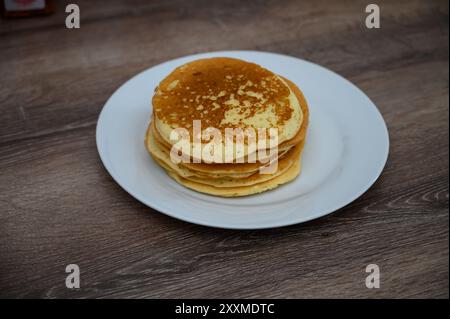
xmin=0 ymin=0 xmax=448 ymax=298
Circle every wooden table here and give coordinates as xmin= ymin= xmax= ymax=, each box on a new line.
xmin=0 ymin=0 xmax=448 ymax=299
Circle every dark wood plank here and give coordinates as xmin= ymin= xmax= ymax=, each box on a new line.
xmin=0 ymin=0 xmax=448 ymax=298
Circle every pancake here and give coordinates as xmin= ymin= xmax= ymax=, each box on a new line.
xmin=148 ymin=78 xmax=309 ymax=178
xmin=147 ymin=122 xmax=305 ymax=187
xmin=145 ymin=57 xmax=310 ymax=197
xmin=152 ymin=57 xmax=303 ymax=163
xmin=148 ymin=120 xmax=294 ymax=176
xmin=175 ymin=140 xmax=304 ymax=188
xmin=146 ymin=122 xmax=263 ymax=179
xmin=166 ymin=152 xmax=303 ymax=197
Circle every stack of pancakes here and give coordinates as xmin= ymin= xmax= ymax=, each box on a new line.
xmin=145 ymin=57 xmax=309 ymax=197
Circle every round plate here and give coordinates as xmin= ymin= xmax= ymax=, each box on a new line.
xmin=96 ymin=51 xmax=389 ymax=229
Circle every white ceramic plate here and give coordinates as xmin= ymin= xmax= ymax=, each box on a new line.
xmin=96 ymin=51 xmax=389 ymax=229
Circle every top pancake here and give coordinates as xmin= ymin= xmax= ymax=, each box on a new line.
xmin=152 ymin=57 xmax=303 ymax=161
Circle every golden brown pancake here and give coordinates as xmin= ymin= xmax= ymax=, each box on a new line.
xmin=148 ymin=120 xmax=293 ymax=176
xmin=148 ymin=76 xmax=309 ymax=175
xmin=147 ymin=122 xmax=305 ymax=187
xmin=145 ymin=58 xmax=309 ymax=197
xmin=166 ymin=152 xmax=303 ymax=197
xmin=152 ymin=57 xmax=303 ymax=163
